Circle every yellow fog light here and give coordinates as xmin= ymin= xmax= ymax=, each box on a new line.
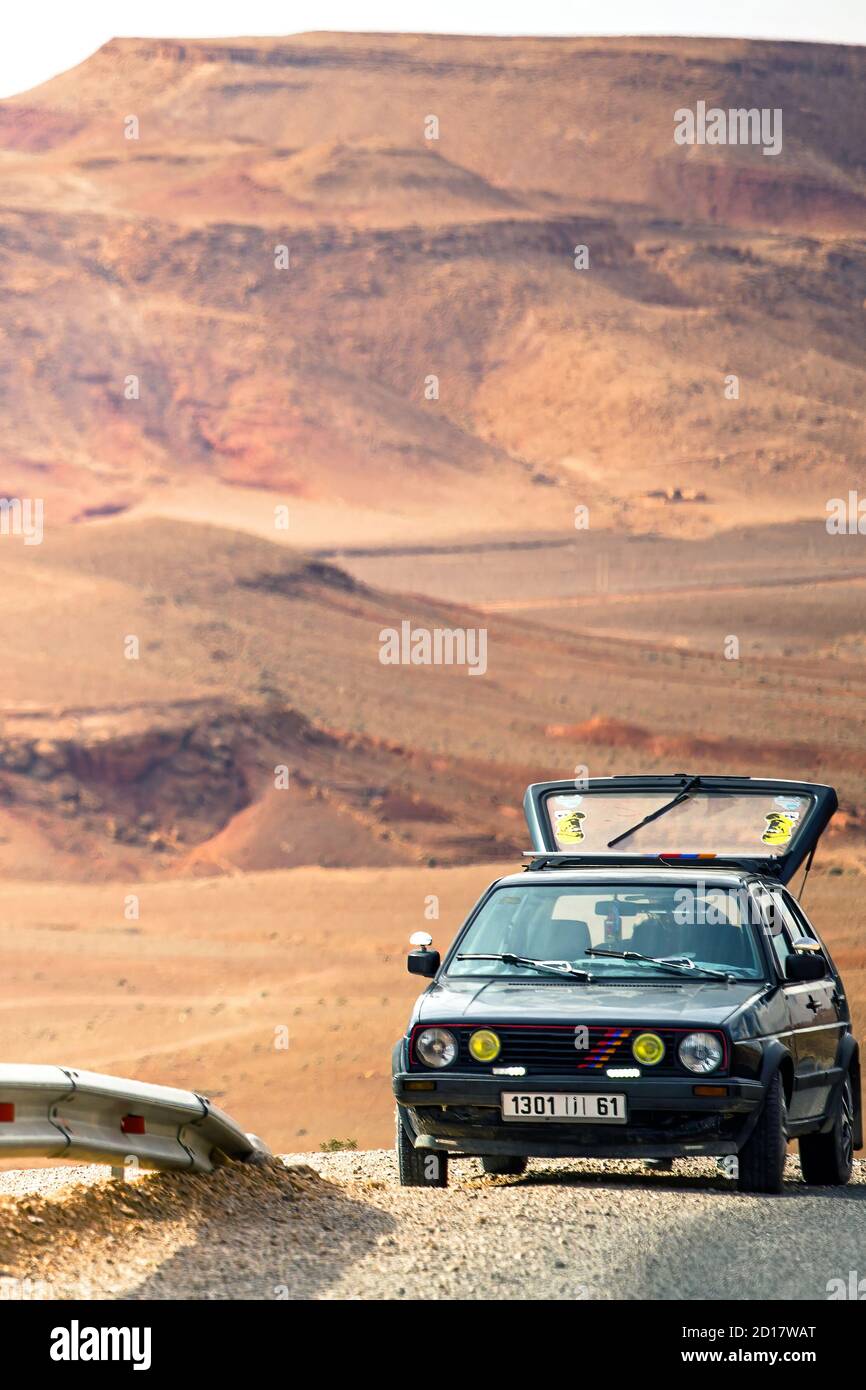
xmin=469 ymin=1029 xmax=501 ymax=1063
xmin=632 ymin=1032 xmax=665 ymax=1066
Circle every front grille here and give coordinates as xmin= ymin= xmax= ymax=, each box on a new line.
xmin=410 ymin=1023 xmax=727 ymax=1076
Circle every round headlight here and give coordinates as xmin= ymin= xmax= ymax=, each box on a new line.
xmin=678 ymin=1032 xmax=723 ymax=1074
xmin=416 ymin=1027 xmax=458 ymax=1068
xmin=632 ymin=1032 xmax=665 ymax=1066
xmin=468 ymin=1029 xmax=501 ymax=1063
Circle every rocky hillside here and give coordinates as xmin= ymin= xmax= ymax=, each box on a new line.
xmin=0 ymin=33 xmax=864 ymax=542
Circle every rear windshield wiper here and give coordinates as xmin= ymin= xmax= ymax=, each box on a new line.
xmin=607 ymin=775 xmax=701 ymax=848
xmin=585 ymin=946 xmax=732 ymax=981
xmin=456 ymin=953 xmax=592 ymax=981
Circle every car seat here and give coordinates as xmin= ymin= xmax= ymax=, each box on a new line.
xmin=630 ymin=918 xmax=675 ymax=958
xmin=690 ymin=924 xmax=752 ymax=970
xmin=525 ymin=918 xmax=591 ymax=961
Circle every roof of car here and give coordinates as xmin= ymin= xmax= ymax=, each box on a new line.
xmin=493 ymin=866 xmax=762 ymax=889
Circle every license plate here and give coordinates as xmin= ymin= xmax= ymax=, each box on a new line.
xmin=501 ymin=1092 xmax=627 ymax=1123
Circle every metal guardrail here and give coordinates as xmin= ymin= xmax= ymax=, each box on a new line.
xmin=0 ymin=1064 xmax=270 ymax=1173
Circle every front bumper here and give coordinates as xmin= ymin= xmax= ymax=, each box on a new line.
xmin=393 ymin=1071 xmax=766 ymax=1160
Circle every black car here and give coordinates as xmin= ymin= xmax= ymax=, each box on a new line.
xmin=393 ymin=774 xmax=860 ymax=1193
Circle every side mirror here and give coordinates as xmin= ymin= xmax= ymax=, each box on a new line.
xmin=785 ymin=952 xmax=826 ymax=982
xmin=408 ymin=931 xmax=440 ymax=979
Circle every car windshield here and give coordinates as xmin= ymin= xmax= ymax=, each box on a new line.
xmin=447 ymin=881 xmax=764 ymax=980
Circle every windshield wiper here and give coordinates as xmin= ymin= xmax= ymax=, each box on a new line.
xmin=585 ymin=947 xmax=732 ymax=981
xmin=456 ymin=953 xmax=592 ymax=981
xmin=607 ymin=775 xmax=701 ymax=848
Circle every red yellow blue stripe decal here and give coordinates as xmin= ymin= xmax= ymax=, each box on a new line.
xmin=576 ymin=1026 xmax=633 ymax=1070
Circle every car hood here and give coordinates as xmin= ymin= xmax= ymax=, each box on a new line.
xmin=416 ymin=977 xmax=764 ymax=1027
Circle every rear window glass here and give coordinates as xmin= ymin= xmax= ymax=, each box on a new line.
xmin=544 ymin=790 xmax=813 ymax=858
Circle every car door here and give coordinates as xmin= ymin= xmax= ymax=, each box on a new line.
xmin=756 ymin=889 xmax=807 ymax=1122
xmin=771 ymin=889 xmax=841 ymax=1119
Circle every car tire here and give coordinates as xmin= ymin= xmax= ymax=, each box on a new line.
xmin=481 ymin=1155 xmax=528 ymax=1177
xmin=799 ymin=1074 xmax=855 ymax=1187
xmin=737 ymin=1071 xmax=787 ymax=1194
xmin=395 ymin=1108 xmax=448 ymax=1187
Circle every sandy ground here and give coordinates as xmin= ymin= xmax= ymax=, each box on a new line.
xmin=0 ymin=864 xmax=490 ymax=1156
xmin=0 ymin=1151 xmax=864 ymax=1301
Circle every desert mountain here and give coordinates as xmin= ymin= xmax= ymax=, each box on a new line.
xmin=0 ymin=33 xmax=864 ymax=542
xmin=0 ymin=516 xmax=863 ymax=879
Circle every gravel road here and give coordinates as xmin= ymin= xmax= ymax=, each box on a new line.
xmin=1 ymin=1152 xmax=864 ymax=1300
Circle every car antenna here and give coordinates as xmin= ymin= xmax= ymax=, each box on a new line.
xmin=795 ymin=843 xmax=817 ymax=904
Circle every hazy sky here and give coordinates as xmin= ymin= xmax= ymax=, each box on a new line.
xmin=2 ymin=0 xmax=865 ymax=98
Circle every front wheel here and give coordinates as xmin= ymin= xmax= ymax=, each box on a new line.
xmin=482 ymin=1155 xmax=528 ymax=1177
xmin=395 ymin=1108 xmax=448 ymax=1187
xmin=799 ymin=1075 xmax=854 ymax=1187
xmin=737 ymin=1072 xmax=787 ymax=1194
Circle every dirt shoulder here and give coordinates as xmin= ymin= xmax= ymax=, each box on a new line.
xmin=1 ymin=1152 xmax=864 ymax=1300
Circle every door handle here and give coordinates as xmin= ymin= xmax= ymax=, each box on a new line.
xmin=805 ymin=995 xmax=820 ymax=1014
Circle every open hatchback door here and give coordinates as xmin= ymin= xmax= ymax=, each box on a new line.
xmin=523 ymin=774 xmax=838 ymax=883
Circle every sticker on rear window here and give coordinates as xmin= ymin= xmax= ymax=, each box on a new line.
xmin=554 ymin=809 xmax=586 ymax=843
xmin=762 ymin=812 xmax=797 ymax=846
